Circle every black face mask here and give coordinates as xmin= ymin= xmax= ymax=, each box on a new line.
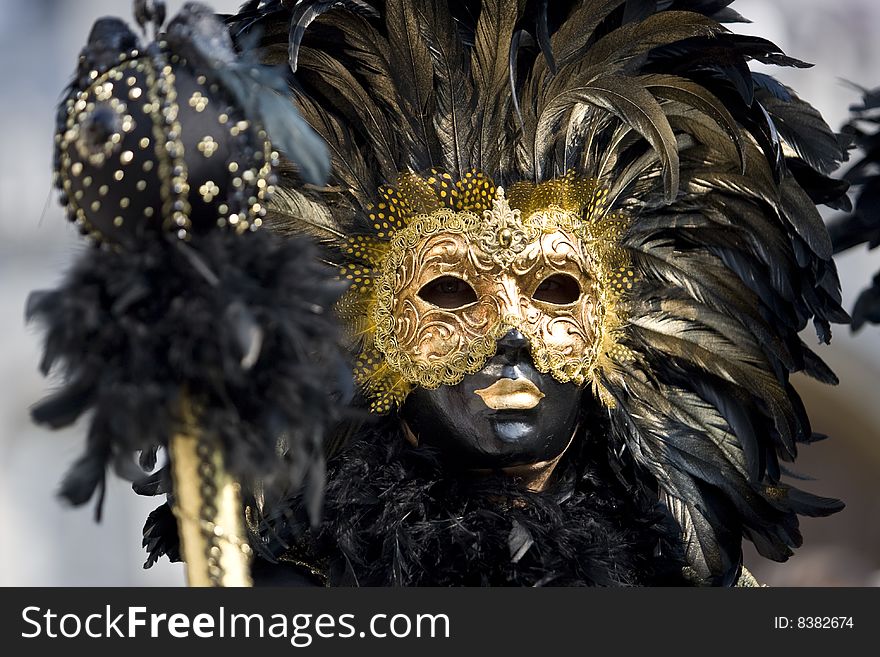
xmin=401 ymin=329 xmax=583 ymax=469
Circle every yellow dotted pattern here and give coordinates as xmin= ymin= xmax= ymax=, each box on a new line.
xmin=507 ymin=171 xmax=599 ymax=219
xmin=334 ymin=289 xmax=372 ymax=338
xmin=344 ymin=234 xmax=388 ymax=265
xmin=423 ymin=168 xmax=459 ymax=209
xmin=339 ymin=263 xmax=375 ymax=294
xmin=454 ymin=170 xmax=495 ymax=212
xmin=397 ymin=172 xmax=441 ymax=214
xmin=368 ymin=185 xmax=411 ymax=238
xmin=585 ymin=186 xmax=611 ymax=222
xmin=607 ymin=342 xmax=635 ymax=364
xmin=354 ymin=351 xmax=412 ymax=414
xmin=611 ymin=266 xmax=636 ymax=292
xmin=590 ymin=214 xmax=626 ymax=241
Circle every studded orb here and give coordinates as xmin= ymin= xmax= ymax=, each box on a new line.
xmin=55 ymin=43 xmax=278 ymax=247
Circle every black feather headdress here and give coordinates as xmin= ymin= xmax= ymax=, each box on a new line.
xmin=224 ymin=0 xmax=849 ymax=585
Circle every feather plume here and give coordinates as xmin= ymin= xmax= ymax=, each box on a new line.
xmin=759 ymin=88 xmax=847 ymax=176
xmin=386 ymin=0 xmax=440 ymax=167
xmin=640 ymin=73 xmax=745 ymax=171
xmin=297 ymin=46 xmax=399 ymax=183
xmin=287 ymin=0 xmax=379 ymax=72
xmin=470 ymin=0 xmax=521 ymax=172
xmin=417 ymin=1 xmax=477 ymax=178
xmin=537 ymin=74 xmax=680 ymax=197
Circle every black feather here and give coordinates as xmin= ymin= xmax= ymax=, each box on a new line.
xmin=757 ymin=84 xmax=848 ymax=176
xmin=417 ymin=1 xmax=477 ymax=178
xmin=248 ymin=420 xmax=688 ymax=586
xmin=142 ymin=502 xmax=182 ymax=568
xmin=29 ymin=229 xmax=349 ymax=519
xmin=830 ymin=85 xmax=880 ymax=330
xmin=287 ymin=1 xmax=379 ymax=73
xmin=386 ymin=0 xmax=440 ymax=167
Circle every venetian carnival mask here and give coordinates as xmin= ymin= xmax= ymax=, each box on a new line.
xmin=335 ymin=170 xmax=635 ymax=470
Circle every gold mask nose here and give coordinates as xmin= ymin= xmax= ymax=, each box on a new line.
xmin=496 ymin=275 xmax=529 ymax=325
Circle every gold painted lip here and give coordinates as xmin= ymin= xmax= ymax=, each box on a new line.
xmin=474 ymin=377 xmax=545 ymax=410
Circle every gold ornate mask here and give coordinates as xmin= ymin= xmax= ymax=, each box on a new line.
xmin=335 ymin=171 xmax=634 ymax=413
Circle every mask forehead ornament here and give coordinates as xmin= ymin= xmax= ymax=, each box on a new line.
xmin=336 ymin=170 xmax=636 ymax=413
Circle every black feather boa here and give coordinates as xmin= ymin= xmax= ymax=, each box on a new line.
xmin=250 ymin=419 xmax=690 ymax=587
xmin=27 ymin=228 xmax=348 ymax=519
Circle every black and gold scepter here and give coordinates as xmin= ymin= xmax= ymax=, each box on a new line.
xmin=28 ymin=1 xmax=345 ymax=586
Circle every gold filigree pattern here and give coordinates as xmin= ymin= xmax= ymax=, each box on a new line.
xmin=335 ymin=170 xmax=634 ymax=413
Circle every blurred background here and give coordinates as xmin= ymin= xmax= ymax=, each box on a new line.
xmin=0 ymin=0 xmax=877 ymax=586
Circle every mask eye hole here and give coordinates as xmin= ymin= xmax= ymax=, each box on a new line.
xmin=533 ymin=273 xmax=581 ymax=304
xmin=418 ymin=276 xmax=478 ymax=309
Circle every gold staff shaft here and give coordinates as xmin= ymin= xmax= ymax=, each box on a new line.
xmin=168 ymin=396 xmax=253 ymax=587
